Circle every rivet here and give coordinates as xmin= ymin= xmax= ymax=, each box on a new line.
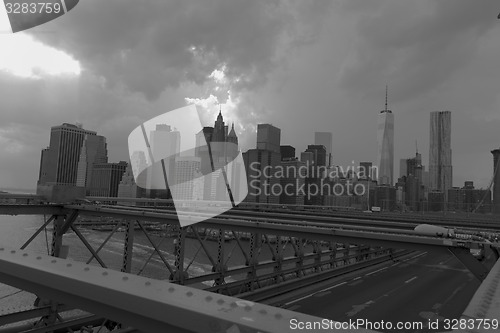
xmin=168 ymin=287 xmax=175 ymax=292
xmin=145 ymin=281 xmax=151 ymax=286
xmin=66 ymin=263 xmax=72 ymax=267
xmin=102 ymin=272 xmax=108 ymax=276
xmin=51 ymin=259 xmax=56 ymax=263
xmin=275 ymin=313 xmax=283 ymax=319
xmin=217 ymin=299 xmax=225 ymax=305
xmin=36 ymin=256 xmax=42 ymax=260
xmin=122 ymin=276 xmax=129 ymax=281
xmin=259 ymin=309 xmax=267 ymax=315
xmin=230 ymin=302 xmax=237 ymax=308
xmin=10 ymin=250 xmax=16 ymax=254
xmin=205 ymin=296 xmax=213 ymax=302
xmin=186 ymin=291 xmax=193 ymax=297
xmin=84 ymin=267 xmax=90 ymax=271
xmin=22 ymin=253 xmax=28 ymax=257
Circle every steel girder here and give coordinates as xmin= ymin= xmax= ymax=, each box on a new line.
xmin=0 ymin=247 xmax=376 ymax=333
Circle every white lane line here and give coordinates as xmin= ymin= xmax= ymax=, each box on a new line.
xmin=283 ymin=282 xmax=347 ymax=306
xmin=320 ymin=282 xmax=347 ymax=292
xmin=391 ymin=262 xmax=399 ymax=267
xmin=411 ymin=252 xmax=428 ymax=260
xmin=353 ymin=277 xmax=361 ymax=281
xmin=365 ymin=267 xmax=387 ymax=276
xmin=405 ymin=276 xmax=418 ymax=284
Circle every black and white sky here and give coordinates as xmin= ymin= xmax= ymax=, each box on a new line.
xmin=0 ymin=0 xmax=499 ymax=191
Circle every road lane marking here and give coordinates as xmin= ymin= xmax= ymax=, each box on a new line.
xmin=353 ymin=277 xmax=361 ymax=280
xmin=411 ymin=252 xmax=427 ymax=260
xmin=365 ymin=267 xmax=387 ymax=276
xmin=405 ymin=276 xmax=418 ymax=284
xmin=321 ymin=281 xmax=347 ymax=292
xmin=283 ymin=282 xmax=347 ymax=306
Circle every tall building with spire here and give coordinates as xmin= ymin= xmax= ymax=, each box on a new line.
xmin=429 ymin=111 xmax=452 ymax=200
xmin=194 ymin=109 xmax=240 ymax=201
xmin=212 ymin=107 xmax=226 ymax=143
xmin=377 ymin=86 xmax=394 ymax=185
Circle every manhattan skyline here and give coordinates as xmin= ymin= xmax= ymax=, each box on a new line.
xmin=0 ymin=1 xmax=499 ymax=191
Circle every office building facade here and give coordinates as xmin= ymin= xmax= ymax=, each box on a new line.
xmin=76 ymin=135 xmax=108 ymax=192
xmin=429 ymin=111 xmax=452 ymax=199
xmin=257 ymin=124 xmax=281 ymax=153
xmin=88 ymin=161 xmax=128 ymax=197
xmin=314 ymin=132 xmax=332 ymax=166
xmin=38 ymin=123 xmax=99 ymax=186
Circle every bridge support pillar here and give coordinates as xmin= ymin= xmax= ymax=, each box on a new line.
xmin=313 ymin=241 xmax=321 ymax=272
xmin=213 ymin=228 xmax=227 ymax=286
xmin=121 ymin=220 xmax=134 ymax=273
xmin=246 ymin=232 xmax=260 ymax=291
xmin=50 ymin=215 xmax=69 ymax=258
xmin=329 ymin=241 xmax=337 ymax=268
xmin=343 ymin=244 xmax=350 ymax=265
xmin=294 ymin=238 xmax=305 ymax=278
xmin=273 ymin=236 xmax=284 ymax=283
xmin=172 ymin=227 xmax=187 ymax=284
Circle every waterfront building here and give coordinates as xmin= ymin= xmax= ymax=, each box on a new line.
xmin=88 ymin=161 xmax=128 ymax=197
xmin=38 ymin=123 xmax=100 ymax=186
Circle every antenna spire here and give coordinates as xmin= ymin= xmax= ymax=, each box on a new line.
xmin=385 ymin=85 xmax=388 ymax=111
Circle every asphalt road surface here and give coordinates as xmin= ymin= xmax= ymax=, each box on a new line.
xmin=282 ymin=251 xmax=482 ymax=332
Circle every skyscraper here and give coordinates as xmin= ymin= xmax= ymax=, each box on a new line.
xmin=429 ymin=111 xmax=452 ymax=199
xmin=243 ymin=124 xmax=281 ymax=204
xmin=359 ymin=162 xmax=373 ymax=180
xmin=88 ymin=161 xmax=128 ymax=197
xmin=146 ymin=124 xmax=180 ymax=197
xmin=314 ymin=132 xmax=332 ymax=166
xmin=303 ymin=145 xmax=327 ymax=205
xmin=257 ymin=124 xmax=281 ymax=153
xmin=404 ymin=152 xmax=423 ymax=211
xmin=172 ymin=156 xmax=203 ymax=200
xmin=117 ymin=164 xmax=146 ymax=205
xmin=304 ymin=145 xmax=327 ymax=168
xmin=76 ymin=134 xmax=108 ymax=192
xmin=212 ymin=109 xmax=226 ymax=143
xmin=280 ymin=145 xmax=296 ymax=160
xmin=492 ymin=148 xmax=500 ymax=214
xmin=377 ymin=87 xmax=394 ymax=185
xmin=38 ymin=123 xmax=99 ymax=186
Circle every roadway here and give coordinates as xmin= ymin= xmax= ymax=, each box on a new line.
xmin=280 ymin=251 xmax=485 ymax=332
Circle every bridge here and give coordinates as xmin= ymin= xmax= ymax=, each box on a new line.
xmin=0 ymin=195 xmax=498 ymax=332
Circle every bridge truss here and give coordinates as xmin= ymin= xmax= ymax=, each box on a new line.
xmin=0 ymin=202 xmax=498 ymax=332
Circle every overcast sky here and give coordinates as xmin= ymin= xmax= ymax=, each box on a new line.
xmin=0 ymin=0 xmax=499 ymax=191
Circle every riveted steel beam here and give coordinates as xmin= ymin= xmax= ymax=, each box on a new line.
xmin=0 ymin=248 xmax=376 ymax=333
